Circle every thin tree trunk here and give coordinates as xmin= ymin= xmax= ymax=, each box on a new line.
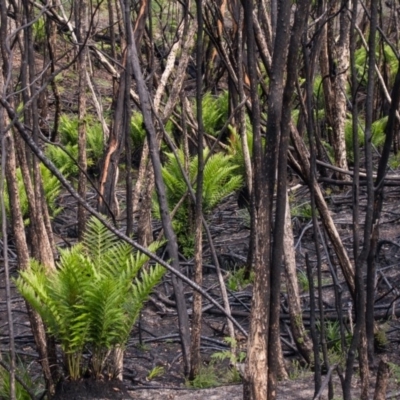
xmin=283 ymin=193 xmax=313 ymax=364
xmin=242 ymin=0 xmax=273 ymax=398
xmin=76 ymin=0 xmax=88 ymax=239
xmin=133 ymin=0 xmax=150 ymax=47
xmin=373 ymin=357 xmax=390 ymax=400
xmin=303 ymin=17 xmax=333 ymax=398
xmin=367 ymin=56 xmax=400 ymax=363
xmin=290 ymin=123 xmax=356 ymax=296
xmin=320 ymin=2 xmax=350 ymax=179
xmin=0 ymin=53 xmax=16 ymax=400
xmin=123 ymin=0 xmax=192 ymax=375
xmin=19 ymin=4 xmax=59 ymax=392
xmin=237 ymin=5 xmax=254 ymax=276
xmin=364 ymin=0 xmax=381 ymax=367
xmin=331 ymin=2 xmax=350 ymax=178
xmin=98 ymin=69 xmax=126 ymax=217
xmin=6 ymin=134 xmax=57 ymax=395
xmin=124 ymin=38 xmax=133 ymax=237
xmin=343 ymin=0 xmax=369 ymax=397
xmin=133 ymin=18 xmax=196 ymax=247
xmin=268 ymin=2 xmax=309 ymax=394
xmin=190 ymin=0 xmax=204 ymax=379
xmin=19 ymin=1 xmax=56 ymax=271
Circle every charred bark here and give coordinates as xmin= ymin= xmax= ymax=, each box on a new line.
xmin=189 ymin=0 xmax=205 ymax=379
xmin=122 ymin=0 xmax=192 ymax=375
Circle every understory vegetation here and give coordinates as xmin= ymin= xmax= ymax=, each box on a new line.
xmin=15 ymin=217 xmax=165 ymax=380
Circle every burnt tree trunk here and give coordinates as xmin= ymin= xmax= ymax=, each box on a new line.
xmin=123 ymin=0 xmax=192 ymax=375
xmin=268 ymin=1 xmax=310 ymax=395
xmin=76 ymin=0 xmax=88 ymax=239
xmin=189 ymin=0 xmax=205 ymax=379
xmin=98 ymin=69 xmax=127 ymax=217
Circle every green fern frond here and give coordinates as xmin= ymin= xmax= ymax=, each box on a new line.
xmin=157 ymin=147 xmax=242 ymax=255
xmin=201 ymin=91 xmax=229 ymax=136
xmin=84 ymin=278 xmax=126 ymax=348
xmin=344 ymin=116 xmax=365 ymax=161
xmin=59 ymin=114 xmax=79 ymax=144
xmin=371 ymin=116 xmax=387 ymax=148
xmin=131 ymin=112 xmax=146 ymax=148
xmin=101 ymin=242 xmax=133 ymax=277
xmin=201 ymin=151 xmax=242 ymax=211
xmin=82 ymin=216 xmax=119 ymax=267
xmin=15 ymin=261 xmax=50 ymax=319
xmin=48 ymin=114 xmax=104 ymax=176
xmin=86 ymin=122 xmax=104 ymax=161
xmin=45 ymin=143 xmax=80 ymax=176
xmin=161 ymin=148 xmax=242 ymax=213
xmin=162 ymin=152 xmax=189 ymax=196
xmin=16 ymin=257 xmax=90 ymax=356
xmin=2 ymin=163 xmax=63 ymax=225
xmin=123 ymin=264 xmax=166 ymax=339
xmin=40 ymin=164 xmax=63 ymax=217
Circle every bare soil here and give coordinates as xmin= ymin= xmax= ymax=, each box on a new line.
xmin=52 ymin=378 xmax=130 ymax=400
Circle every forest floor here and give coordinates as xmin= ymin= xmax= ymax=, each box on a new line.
xmin=1 ymin=181 xmax=400 ymax=399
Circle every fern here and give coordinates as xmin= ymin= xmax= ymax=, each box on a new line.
xmin=161 ymin=147 xmax=242 ymax=214
xmin=371 ymin=116 xmax=387 ymax=148
xmin=82 ymin=216 xmax=120 ymax=269
xmin=46 ymin=114 xmax=104 ymax=177
xmin=58 ymin=114 xmax=79 ymax=144
xmin=40 ymin=164 xmax=63 ymax=216
xmin=355 ymin=40 xmax=398 ymax=86
xmin=2 ymin=163 xmax=62 ymax=226
xmin=201 ymin=91 xmax=229 ymax=136
xmin=344 ymin=116 xmax=365 ymax=161
xmin=344 ymin=115 xmax=387 ymax=161
xmin=45 ymin=143 xmax=80 ymax=176
xmin=16 ymin=256 xmax=90 ymax=379
xmin=0 ymin=356 xmax=43 ymax=400
xmin=15 ymin=216 xmax=165 ymax=380
xmin=131 ymin=112 xmax=146 ymax=148
xmin=86 ymin=122 xmax=104 ymax=161
xmin=123 ymin=264 xmax=166 ymax=339
xmin=156 ymin=147 xmax=242 ymax=255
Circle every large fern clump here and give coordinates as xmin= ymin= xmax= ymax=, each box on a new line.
xmin=156 ymin=147 xmax=242 ymax=255
xmin=15 ymin=216 xmax=165 ymax=380
xmin=160 ymin=148 xmax=242 ymax=215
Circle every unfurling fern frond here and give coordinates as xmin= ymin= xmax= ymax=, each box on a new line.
xmin=82 ymin=216 xmax=119 ymax=268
